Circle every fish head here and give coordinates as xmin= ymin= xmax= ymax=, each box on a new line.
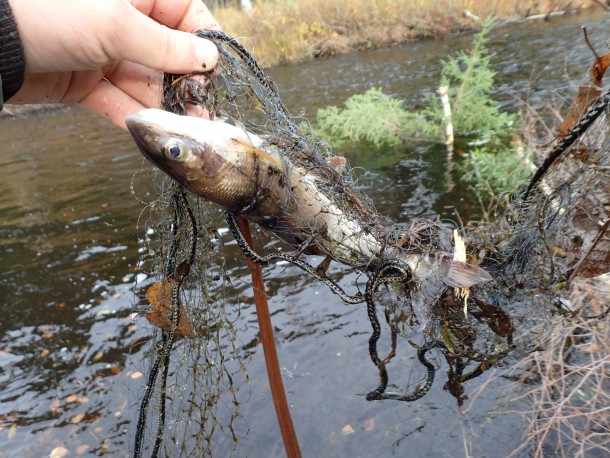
xmin=125 ymin=109 xmax=257 ymax=203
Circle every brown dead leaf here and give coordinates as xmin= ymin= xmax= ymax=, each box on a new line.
xmin=363 ymin=418 xmax=375 ymax=431
xmin=564 ymin=185 xmax=610 ymax=278
xmin=129 ymin=371 xmax=143 ymax=380
xmin=145 ymin=279 xmax=195 ymax=338
xmin=75 ymin=445 xmax=89 ymax=454
xmin=66 ymin=394 xmax=77 ymax=403
xmin=71 ymin=413 xmax=86 ymax=424
xmin=50 ymin=399 xmax=60 ymax=412
xmin=50 ymin=446 xmax=69 ymax=458
xmin=40 ymin=348 xmax=50 ymax=358
xmin=341 ymin=424 xmax=355 ymax=435
xmin=557 ymin=30 xmax=610 ymax=138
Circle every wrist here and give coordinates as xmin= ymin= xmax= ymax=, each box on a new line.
xmin=0 ymin=0 xmax=25 ymax=104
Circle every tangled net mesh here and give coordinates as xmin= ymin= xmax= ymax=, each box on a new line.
xmin=128 ymin=30 xmax=609 ymax=456
xmin=130 ymin=178 xmax=251 ymax=457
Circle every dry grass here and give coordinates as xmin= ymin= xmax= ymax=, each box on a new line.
xmin=213 ymin=0 xmax=595 ymax=67
xmin=497 ymin=275 xmax=610 ymax=457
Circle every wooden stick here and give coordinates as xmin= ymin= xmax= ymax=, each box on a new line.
xmin=438 ymin=85 xmax=454 ymax=155
xmin=234 ymin=215 xmax=302 ymax=458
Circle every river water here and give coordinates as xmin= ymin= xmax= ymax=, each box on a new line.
xmin=0 ymin=10 xmax=608 ymax=458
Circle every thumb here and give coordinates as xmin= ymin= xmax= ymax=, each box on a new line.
xmin=109 ymin=9 xmax=218 ymax=73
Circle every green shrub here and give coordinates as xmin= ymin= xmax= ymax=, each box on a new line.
xmin=462 ymin=142 xmax=534 ymax=195
xmin=315 ymin=88 xmax=432 ymax=147
xmin=433 ymin=20 xmax=516 ymax=135
xmin=314 ymin=20 xmax=533 ymax=196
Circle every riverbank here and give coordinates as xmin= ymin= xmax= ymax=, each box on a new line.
xmin=214 ymin=0 xmax=598 ymax=67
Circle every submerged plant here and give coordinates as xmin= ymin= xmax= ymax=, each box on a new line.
xmin=462 ymin=143 xmax=534 ymax=195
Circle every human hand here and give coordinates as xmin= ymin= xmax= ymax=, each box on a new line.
xmin=8 ymin=0 xmax=220 ymax=128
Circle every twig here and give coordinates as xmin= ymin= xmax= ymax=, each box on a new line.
xmin=234 ymin=215 xmax=302 ymax=458
xmin=438 ymin=85 xmax=455 ymax=155
xmin=568 ymin=218 xmax=610 ymax=283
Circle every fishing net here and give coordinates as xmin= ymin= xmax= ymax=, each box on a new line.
xmin=130 ymin=179 xmax=251 ymax=457
xmin=128 ymin=29 xmax=609 ymax=456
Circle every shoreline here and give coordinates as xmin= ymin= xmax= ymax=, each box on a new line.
xmin=214 ymin=0 xmax=598 ymax=68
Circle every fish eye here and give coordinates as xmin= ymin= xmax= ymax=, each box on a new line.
xmin=163 ymin=141 xmax=187 ymax=160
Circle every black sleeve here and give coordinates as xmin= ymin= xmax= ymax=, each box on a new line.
xmin=0 ymin=0 xmax=25 ymax=108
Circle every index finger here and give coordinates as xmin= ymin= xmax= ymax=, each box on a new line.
xmin=130 ymin=0 xmax=221 ymax=32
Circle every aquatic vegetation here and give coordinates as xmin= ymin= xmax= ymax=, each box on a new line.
xmin=462 ymin=142 xmax=534 ymax=195
xmin=315 ymin=87 xmax=431 ymax=147
xmin=316 ymin=21 xmax=529 ymax=196
xmin=433 ymin=20 xmax=516 ymax=136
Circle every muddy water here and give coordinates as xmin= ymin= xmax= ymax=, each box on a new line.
xmin=1 ymin=11 xmax=608 ymax=458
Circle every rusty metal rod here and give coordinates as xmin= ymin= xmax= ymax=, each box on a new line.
xmin=234 ymin=215 xmax=302 ymax=458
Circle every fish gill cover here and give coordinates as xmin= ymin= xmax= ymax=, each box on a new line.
xmin=127 ymin=30 xmax=609 ymax=456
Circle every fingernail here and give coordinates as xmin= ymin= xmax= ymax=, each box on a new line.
xmin=193 ymin=38 xmax=218 ymax=70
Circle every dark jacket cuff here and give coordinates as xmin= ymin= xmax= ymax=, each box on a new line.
xmin=0 ymin=0 xmax=26 ymax=107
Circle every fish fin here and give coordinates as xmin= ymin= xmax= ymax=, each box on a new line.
xmin=231 ymin=138 xmax=282 ymax=168
xmin=441 ymin=259 xmax=492 ymax=287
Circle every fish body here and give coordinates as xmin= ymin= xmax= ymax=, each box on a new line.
xmin=126 ymin=109 xmax=384 ymax=268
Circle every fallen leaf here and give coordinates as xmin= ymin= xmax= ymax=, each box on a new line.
xmin=129 ymin=371 xmax=143 ymax=380
xmin=7 ymin=424 xmax=17 ymax=439
xmin=77 ymin=397 xmax=89 ymax=404
xmin=145 ymin=279 xmax=195 ymax=338
xmin=40 ymin=349 xmax=50 ymax=358
xmin=75 ymin=445 xmax=89 ymax=454
xmin=50 ymin=399 xmax=61 ymax=412
xmin=341 ymin=424 xmax=355 ymax=435
xmin=71 ymin=413 xmax=86 ymax=424
xmin=50 ymin=446 xmax=69 ymax=458
xmin=92 ymin=352 xmax=104 ymax=362
xmin=363 ymin=418 xmax=375 ymax=431
xmin=557 ymin=29 xmax=610 ymax=138
xmin=66 ymin=394 xmax=77 ymax=403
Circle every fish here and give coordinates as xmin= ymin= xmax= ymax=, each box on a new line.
xmin=126 ymin=109 xmax=492 ymax=330
xmin=126 ymin=108 xmax=385 ymax=268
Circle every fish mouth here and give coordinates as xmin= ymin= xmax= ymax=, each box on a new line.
xmin=125 ymin=114 xmax=162 ymax=164
xmin=125 ymin=113 xmax=189 ymax=185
